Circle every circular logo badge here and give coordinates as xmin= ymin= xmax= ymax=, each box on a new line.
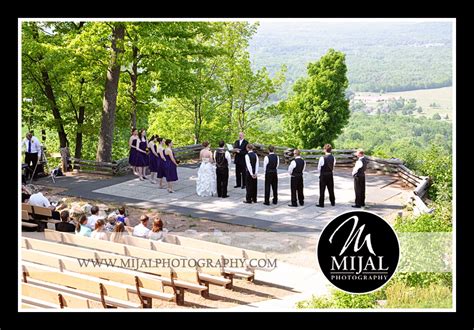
xmin=317 ymin=211 xmax=399 ymax=294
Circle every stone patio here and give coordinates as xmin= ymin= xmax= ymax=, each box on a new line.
xmin=92 ymin=165 xmax=410 ymax=232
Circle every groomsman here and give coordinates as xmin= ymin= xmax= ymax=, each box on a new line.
xmin=288 ymin=149 xmax=305 ymax=207
xmin=352 ymin=149 xmax=368 ymax=208
xmin=316 ymin=144 xmax=336 ymax=207
xmin=243 ymin=144 xmax=259 ymax=203
xmin=214 ymin=140 xmax=232 ymax=198
xmin=263 ymin=145 xmax=279 ymax=205
xmin=233 ymin=132 xmax=249 ymax=189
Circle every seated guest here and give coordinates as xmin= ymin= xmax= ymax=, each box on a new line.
xmin=86 ymin=206 xmax=101 ymax=230
xmin=75 ymin=214 xmax=92 ymax=237
xmin=28 ymin=189 xmax=60 ymax=220
xmin=105 ymin=214 xmax=116 ymax=232
xmin=110 ymin=222 xmax=126 ymax=243
xmin=115 ymin=206 xmax=130 ymax=226
xmin=55 ymin=210 xmax=76 ymax=233
xmin=91 ymin=219 xmax=108 ymax=240
xmin=147 ymin=217 xmax=168 ymax=241
xmin=133 ymin=215 xmax=150 ymax=238
xmin=22 ymin=184 xmax=32 ymax=203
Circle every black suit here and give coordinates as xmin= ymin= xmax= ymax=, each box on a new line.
xmin=234 ymin=139 xmax=248 ymax=187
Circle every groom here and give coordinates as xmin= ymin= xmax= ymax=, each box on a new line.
xmin=214 ymin=140 xmax=231 ymax=198
xmin=233 ymin=132 xmax=248 ymax=189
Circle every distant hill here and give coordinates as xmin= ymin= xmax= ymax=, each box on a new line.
xmin=248 ymin=21 xmax=453 ymax=96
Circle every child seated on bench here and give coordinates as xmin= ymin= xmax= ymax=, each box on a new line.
xmin=76 ymin=214 xmax=92 ymax=237
xmin=115 ymin=206 xmax=130 ymax=226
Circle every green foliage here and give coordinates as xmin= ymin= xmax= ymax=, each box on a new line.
xmin=385 ymin=282 xmax=452 ymax=308
xmin=432 ymin=113 xmax=441 ymax=120
xmin=296 ymin=289 xmax=379 ymax=309
xmin=392 ymin=272 xmax=452 ymax=289
xmin=394 ymin=201 xmax=452 ymax=232
xmin=282 ymin=49 xmax=350 ymax=148
xmin=335 ymin=113 xmax=452 ymax=160
xmin=249 ymin=22 xmax=452 ymax=94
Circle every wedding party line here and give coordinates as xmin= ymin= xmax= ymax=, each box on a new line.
xmin=127 ymin=129 xmax=369 ymax=209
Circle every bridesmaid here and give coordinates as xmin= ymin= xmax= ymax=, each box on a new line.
xmin=128 ymin=128 xmax=139 ymax=177
xmin=164 ymin=139 xmax=179 ymax=193
xmin=148 ymin=135 xmax=159 ymax=184
xmin=135 ymin=128 xmax=149 ymax=181
xmin=156 ymin=137 xmax=167 ymax=189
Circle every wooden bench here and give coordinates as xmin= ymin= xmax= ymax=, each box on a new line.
xmin=21 ymin=245 xmax=179 ymax=305
xmin=22 ymin=282 xmax=104 ymax=309
xmin=22 ymin=203 xmax=33 ymax=214
xmin=22 ymin=262 xmax=152 ymax=308
xmin=124 ymin=235 xmax=255 ymax=285
xmin=21 ymin=297 xmax=58 ymax=309
xmin=22 ymin=222 xmax=39 ymax=230
xmin=32 ymin=234 xmax=209 ymax=303
xmin=24 ymin=277 xmax=139 ymax=309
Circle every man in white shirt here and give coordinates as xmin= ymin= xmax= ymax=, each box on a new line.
xmin=352 ymin=149 xmax=368 ymax=208
xmin=288 ymin=149 xmax=306 ymax=207
xmin=263 ymin=145 xmax=280 ymax=205
xmin=233 ymin=132 xmax=249 ymax=189
xmin=316 ymin=144 xmax=337 ymax=207
xmin=28 ymin=191 xmax=53 ymax=208
xmin=243 ymin=144 xmax=259 ymax=203
xmin=86 ymin=205 xmax=101 ymax=230
xmin=133 ymin=215 xmax=151 ymax=237
xmin=214 ymin=140 xmax=232 ymax=198
xmin=22 ymin=132 xmax=42 ymax=180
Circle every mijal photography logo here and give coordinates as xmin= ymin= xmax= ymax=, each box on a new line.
xmin=317 ymin=211 xmax=400 ymax=294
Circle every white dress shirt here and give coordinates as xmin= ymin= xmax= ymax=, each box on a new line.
xmin=213 ymin=149 xmax=232 ymax=166
xmin=22 ymin=136 xmax=42 ymax=156
xmin=86 ymin=214 xmax=101 ymax=230
xmin=245 ymin=151 xmax=259 ymax=176
xmin=352 ymin=156 xmax=365 ymax=176
xmin=28 ymin=192 xmax=51 ymax=207
xmin=288 ymin=156 xmax=306 ymax=176
xmin=263 ymin=153 xmax=280 ymax=174
xmin=317 ymin=154 xmax=336 ymax=172
xmin=133 ymin=223 xmax=151 ymax=238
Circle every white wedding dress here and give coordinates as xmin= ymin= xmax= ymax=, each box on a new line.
xmin=196 ymin=157 xmax=217 ymax=197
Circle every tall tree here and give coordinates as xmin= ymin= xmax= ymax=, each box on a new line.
xmin=96 ymin=23 xmax=125 ymax=162
xmin=282 ymin=49 xmax=350 ymax=148
xmin=22 ymin=22 xmax=69 ymax=148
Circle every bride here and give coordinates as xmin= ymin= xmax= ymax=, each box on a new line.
xmin=196 ymin=141 xmax=217 ymax=197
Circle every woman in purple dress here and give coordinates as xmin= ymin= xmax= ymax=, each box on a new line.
xmin=164 ymin=139 xmax=179 ymax=193
xmin=156 ymin=137 xmax=167 ymax=189
xmin=135 ymin=128 xmax=149 ymax=181
xmin=128 ymin=128 xmax=139 ymax=177
xmin=148 ymin=135 xmax=159 ymax=184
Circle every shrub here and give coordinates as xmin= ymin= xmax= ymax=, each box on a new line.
xmin=385 ymin=282 xmax=452 ymax=308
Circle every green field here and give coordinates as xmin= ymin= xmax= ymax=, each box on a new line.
xmin=354 ymin=87 xmax=452 ymax=120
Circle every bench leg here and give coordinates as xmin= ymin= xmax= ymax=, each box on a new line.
xmin=143 ymin=296 xmax=153 ymax=308
xmin=247 ymin=274 xmax=255 ymax=283
xmin=175 ymin=288 xmax=185 ymax=306
xmin=200 ymin=282 xmax=210 ymax=298
xmin=223 ymin=273 xmax=234 ymax=290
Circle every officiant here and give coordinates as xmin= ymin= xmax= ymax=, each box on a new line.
xmin=233 ymin=132 xmax=248 ymax=189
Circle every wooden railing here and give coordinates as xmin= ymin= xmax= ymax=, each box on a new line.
xmin=71 ymin=157 xmax=129 ymax=176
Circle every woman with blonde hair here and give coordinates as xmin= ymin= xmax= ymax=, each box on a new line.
xmin=147 ymin=217 xmax=168 ymax=241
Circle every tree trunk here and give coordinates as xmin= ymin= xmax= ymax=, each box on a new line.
xmin=96 ymin=23 xmax=125 ymax=162
xmin=193 ymin=99 xmax=200 ymax=144
xmin=41 ymin=70 xmax=69 ymax=148
xmin=31 ymin=23 xmax=68 ymax=148
xmin=129 ymin=45 xmax=139 ymax=129
xmin=74 ymin=105 xmax=85 ymax=161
